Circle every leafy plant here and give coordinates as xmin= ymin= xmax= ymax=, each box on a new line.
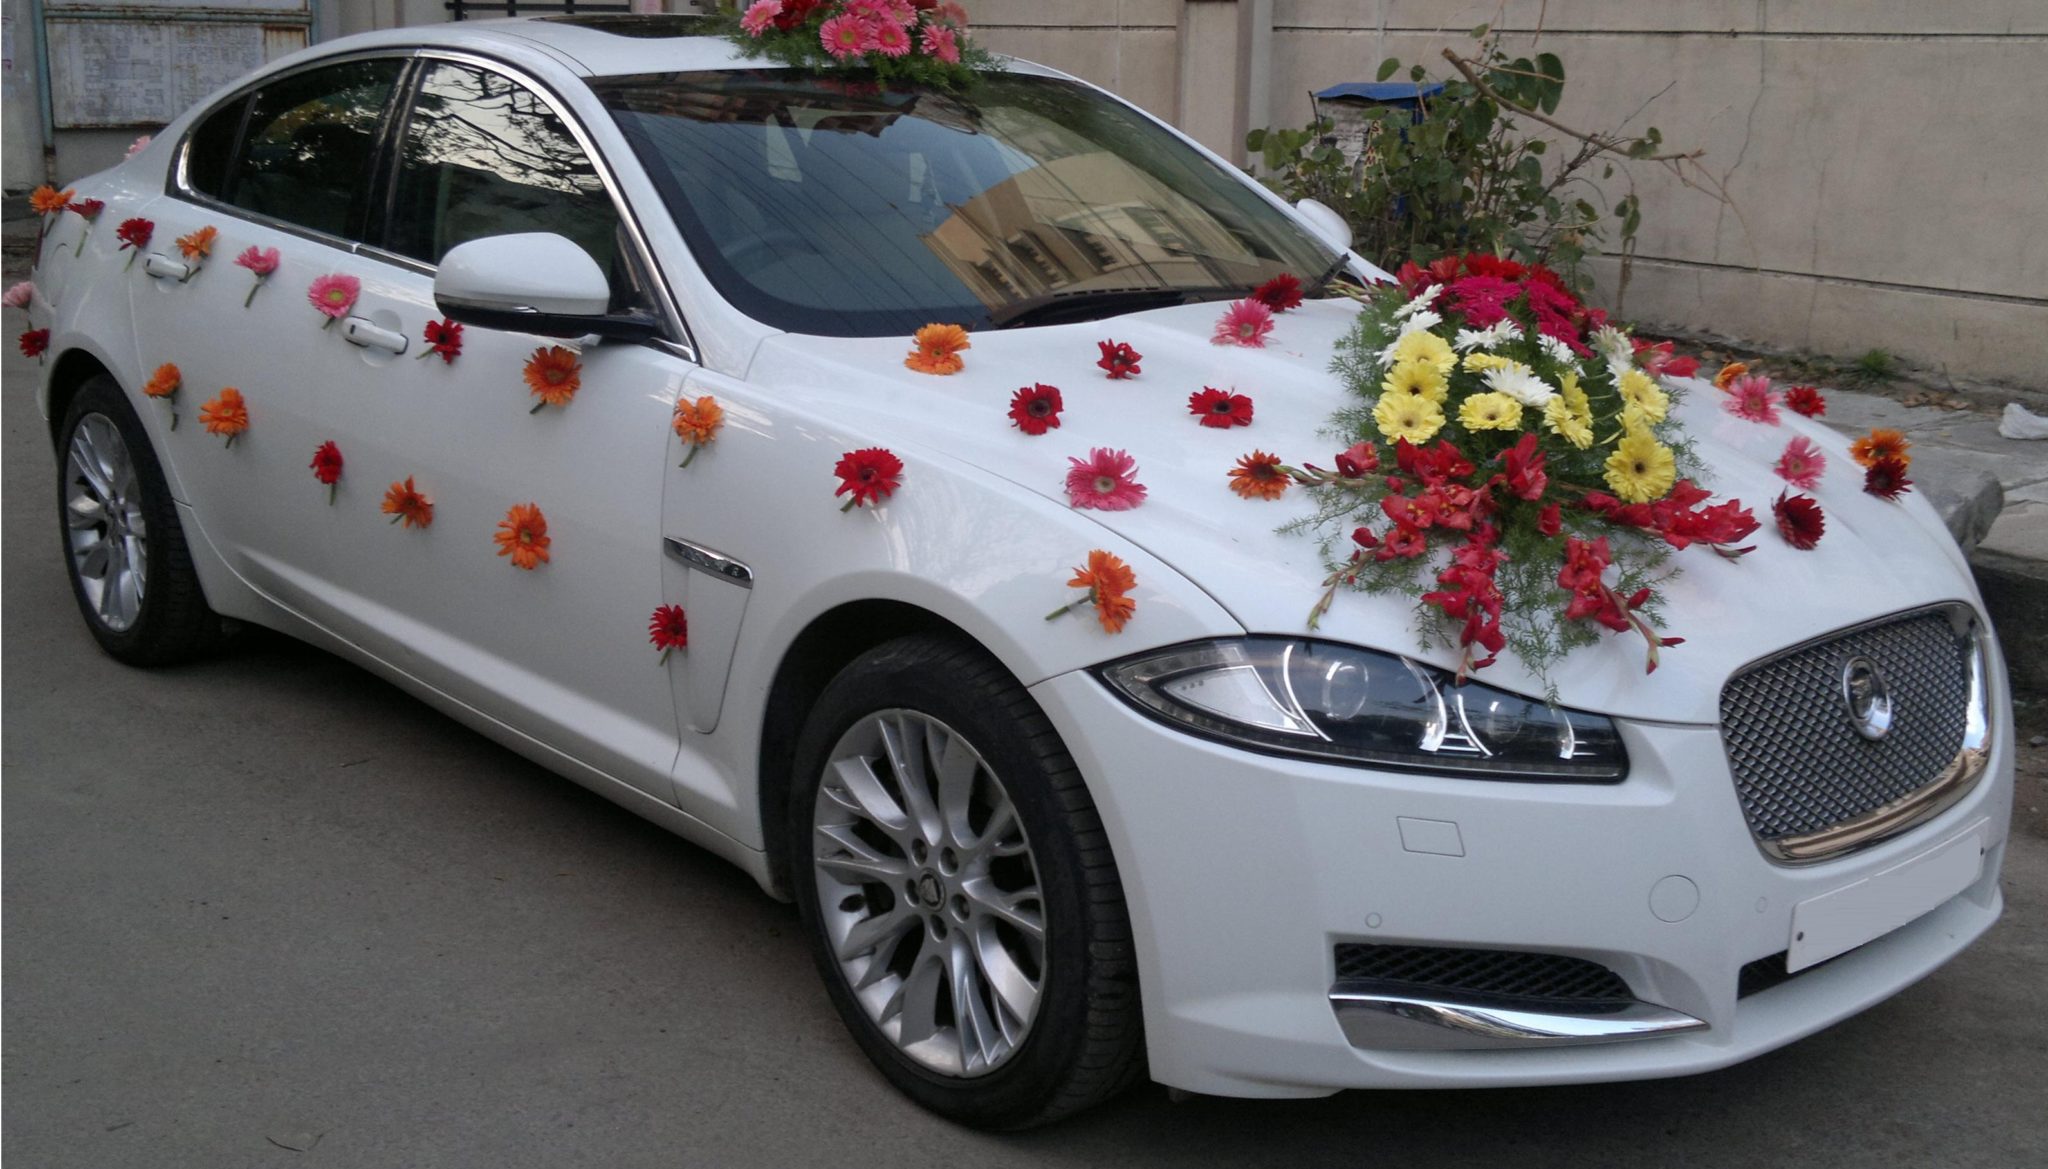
xmin=1247 ymin=26 xmax=1718 ymax=300
xmin=1843 ymin=348 xmax=1897 ymax=388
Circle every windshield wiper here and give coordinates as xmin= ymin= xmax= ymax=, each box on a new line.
xmin=988 ymin=288 xmax=1199 ymax=330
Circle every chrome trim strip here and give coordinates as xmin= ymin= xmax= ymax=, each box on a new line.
xmin=1763 ymin=622 xmax=1993 ymax=863
xmin=1329 ymin=982 xmax=1708 ymax=1051
xmin=663 ymin=537 xmax=753 ymax=589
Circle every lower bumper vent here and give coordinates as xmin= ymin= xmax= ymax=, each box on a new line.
xmin=1334 ymin=943 xmax=1633 ymax=1005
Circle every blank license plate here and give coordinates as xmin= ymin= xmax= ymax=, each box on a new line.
xmin=1787 ymin=821 xmax=1986 ymax=973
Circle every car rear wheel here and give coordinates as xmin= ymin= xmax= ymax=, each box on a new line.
xmin=789 ymin=634 xmax=1143 ymax=1128
xmin=57 ymin=375 xmax=230 ymax=665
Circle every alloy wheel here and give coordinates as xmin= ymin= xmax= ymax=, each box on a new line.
xmin=64 ymin=412 xmax=148 ymax=632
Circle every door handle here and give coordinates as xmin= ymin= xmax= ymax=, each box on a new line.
xmin=342 ymin=316 xmax=409 ymax=355
xmin=143 ymin=252 xmax=194 ymax=282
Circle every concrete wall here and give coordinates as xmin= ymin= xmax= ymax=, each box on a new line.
xmin=970 ymin=0 xmax=2048 ymax=389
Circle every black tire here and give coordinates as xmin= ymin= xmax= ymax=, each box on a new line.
xmin=56 ymin=375 xmax=231 ymax=665
xmin=789 ymin=634 xmax=1144 ymax=1129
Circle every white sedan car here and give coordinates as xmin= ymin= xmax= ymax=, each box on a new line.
xmin=26 ymin=15 xmax=2013 ymax=1128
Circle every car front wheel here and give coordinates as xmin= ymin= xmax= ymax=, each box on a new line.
xmin=789 ymin=634 xmax=1143 ymax=1128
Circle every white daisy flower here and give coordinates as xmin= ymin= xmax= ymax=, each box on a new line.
xmin=1592 ymin=324 xmax=1634 ymax=368
xmin=1482 ymin=363 xmax=1557 ymax=407
xmin=1393 ymin=283 xmax=1443 ymax=319
xmin=1453 ymin=318 xmax=1521 ymax=351
xmin=1538 ymin=334 xmax=1579 ymax=367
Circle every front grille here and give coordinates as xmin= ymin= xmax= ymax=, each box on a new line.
xmin=1719 ymin=608 xmax=1972 ymax=846
xmin=1333 ymin=943 xmax=1633 ymax=1005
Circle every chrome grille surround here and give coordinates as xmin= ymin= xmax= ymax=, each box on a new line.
xmin=1719 ymin=603 xmax=1992 ymax=865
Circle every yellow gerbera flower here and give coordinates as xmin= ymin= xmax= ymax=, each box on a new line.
xmin=1603 ymin=430 xmax=1677 ymax=502
xmin=1560 ymin=370 xmax=1590 ymax=417
xmin=1379 ymin=360 xmax=1448 ymax=405
xmin=1544 ymin=397 xmax=1594 ymax=449
xmin=1373 ymin=393 xmax=1446 ymax=445
xmin=1458 ymin=391 xmax=1524 ymax=431
xmin=1391 ymin=329 xmax=1457 ymax=376
xmin=1461 ymin=352 xmax=1521 ymax=374
xmin=1617 ymin=368 xmax=1669 ymax=428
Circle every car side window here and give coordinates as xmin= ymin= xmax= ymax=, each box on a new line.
xmin=222 ymin=58 xmax=403 ymax=240
xmin=385 ymin=61 xmax=620 ymax=278
xmin=183 ymin=96 xmax=247 ymax=200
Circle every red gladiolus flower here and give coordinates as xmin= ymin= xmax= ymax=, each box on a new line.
xmin=1096 ymin=339 xmax=1141 ymax=379
xmin=835 ymin=447 xmax=904 ymax=510
xmin=1785 ymin=385 xmax=1826 ymax=417
xmin=1007 ymin=383 xmax=1064 ymax=435
xmin=1537 ymin=503 xmax=1563 ymax=536
xmin=18 ymin=328 xmax=50 ymax=361
xmin=1334 ymin=441 xmax=1379 ymax=477
xmin=1864 ymin=456 xmax=1913 ymax=501
xmin=1253 ymin=273 xmax=1304 ymax=312
xmin=1188 ymin=387 xmax=1254 ymax=428
xmin=1773 ymin=490 xmax=1825 ymax=550
xmin=648 ymin=605 xmax=688 ymax=663
xmin=1498 ymin=432 xmax=1548 ymax=501
xmin=420 ymin=318 xmax=463 ymax=364
xmin=1379 ymin=524 xmax=1426 ymax=560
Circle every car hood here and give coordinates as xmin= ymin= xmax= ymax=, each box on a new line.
xmin=747 ymin=299 xmax=1977 ymax=724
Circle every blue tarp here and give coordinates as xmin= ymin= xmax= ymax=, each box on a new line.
xmin=1313 ymin=81 xmax=1446 ymax=105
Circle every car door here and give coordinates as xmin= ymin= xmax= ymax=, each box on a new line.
xmin=273 ymin=55 xmax=693 ymax=802
xmin=125 ymin=54 xmax=408 ymax=596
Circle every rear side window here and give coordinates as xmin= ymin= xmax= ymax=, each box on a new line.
xmin=184 ymin=97 xmax=246 ymax=200
xmin=224 ymin=58 xmax=403 ymax=241
xmin=384 ymin=61 xmax=618 ymax=271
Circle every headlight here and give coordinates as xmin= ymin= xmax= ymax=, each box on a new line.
xmin=1097 ymin=638 xmax=1627 ymax=782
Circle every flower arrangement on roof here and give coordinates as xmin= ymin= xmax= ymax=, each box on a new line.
xmin=720 ymin=0 xmax=994 ymax=89
xmin=1292 ymin=252 xmax=1769 ymax=682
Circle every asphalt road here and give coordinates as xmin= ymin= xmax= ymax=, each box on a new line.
xmin=6 ymin=324 xmax=2046 ymax=1169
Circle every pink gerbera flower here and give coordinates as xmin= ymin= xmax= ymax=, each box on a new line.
xmin=306 ymin=273 xmax=360 ymax=325
xmin=1722 ymin=374 xmax=1781 ymax=424
xmin=1065 ymin=447 xmax=1148 ymax=511
xmin=740 ymin=0 xmax=782 ymax=36
xmin=819 ymin=12 xmax=873 ymax=58
xmin=2 ymin=281 xmax=33 ymax=310
xmin=1774 ymin=435 xmax=1826 ymax=490
xmin=1211 ymin=297 xmax=1274 ymax=348
xmin=920 ymin=23 xmax=960 ymax=63
xmin=869 ymin=17 xmax=912 ymax=56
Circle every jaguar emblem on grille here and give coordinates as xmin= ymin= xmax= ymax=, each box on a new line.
xmin=1840 ymin=656 xmax=1894 ymax=741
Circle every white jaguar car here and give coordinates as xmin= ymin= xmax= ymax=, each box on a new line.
xmin=24 ymin=14 xmax=2013 ymax=1128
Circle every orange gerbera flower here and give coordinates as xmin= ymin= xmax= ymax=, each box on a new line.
xmin=1849 ymin=427 xmax=1911 ymax=469
xmin=904 ymin=323 xmax=971 ymax=375
xmin=142 ymin=363 xmax=180 ymax=399
xmin=175 ymin=225 xmax=218 ymax=260
xmin=524 ymin=346 xmax=582 ymax=410
xmin=1228 ymin=450 xmax=1290 ymax=500
xmin=382 ymin=477 xmax=434 ymax=528
xmin=495 ymin=502 xmax=551 ymax=570
xmin=1066 ymin=549 xmax=1138 ymax=633
xmin=1712 ymin=361 xmax=1749 ymax=390
xmin=197 ymin=387 xmax=248 ymax=446
xmin=29 ymin=186 xmax=73 ymax=216
xmin=672 ymin=394 xmax=724 ymax=466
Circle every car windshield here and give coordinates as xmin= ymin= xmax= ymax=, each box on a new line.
xmin=593 ymin=68 xmax=1339 ymax=336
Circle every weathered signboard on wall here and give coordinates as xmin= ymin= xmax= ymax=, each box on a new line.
xmin=43 ymin=0 xmax=308 ymax=129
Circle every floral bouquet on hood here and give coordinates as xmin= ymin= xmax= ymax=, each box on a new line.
xmin=1294 ymin=254 xmax=1761 ymax=685
xmin=719 ymin=0 xmax=994 ymax=88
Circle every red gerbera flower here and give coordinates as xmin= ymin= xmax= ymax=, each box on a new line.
xmin=1864 ymin=456 xmax=1913 ymax=501
xmin=420 ymin=318 xmax=463 ymax=364
xmin=648 ymin=604 xmax=688 ymax=663
xmin=1212 ymin=298 xmax=1275 ymax=347
xmin=1188 ymin=387 xmax=1254 ymax=429
xmin=1773 ymin=490 xmax=1825 ymax=550
xmin=18 ymin=328 xmax=50 ymax=361
xmin=1096 ymin=339 xmax=1141 ymax=379
xmin=1252 ymin=273 xmax=1304 ymax=313
xmin=115 ymin=217 xmax=152 ymax=251
xmin=68 ymin=197 xmax=104 ymax=221
xmin=310 ymin=440 xmax=343 ymax=503
xmin=1785 ymin=385 xmax=1826 ymax=417
xmin=834 ymin=447 xmax=904 ymax=510
xmin=1007 ymin=383 xmax=1064 ymax=435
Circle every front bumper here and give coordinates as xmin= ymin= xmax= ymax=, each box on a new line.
xmin=1027 ymin=649 xmax=2015 ymax=1099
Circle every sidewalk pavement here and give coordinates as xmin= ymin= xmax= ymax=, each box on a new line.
xmin=4 ymin=211 xmax=2041 ymax=684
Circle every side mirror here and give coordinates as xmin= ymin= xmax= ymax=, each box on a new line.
xmin=434 ymin=232 xmax=659 ymax=342
xmin=1293 ymin=197 xmax=1354 ymax=255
